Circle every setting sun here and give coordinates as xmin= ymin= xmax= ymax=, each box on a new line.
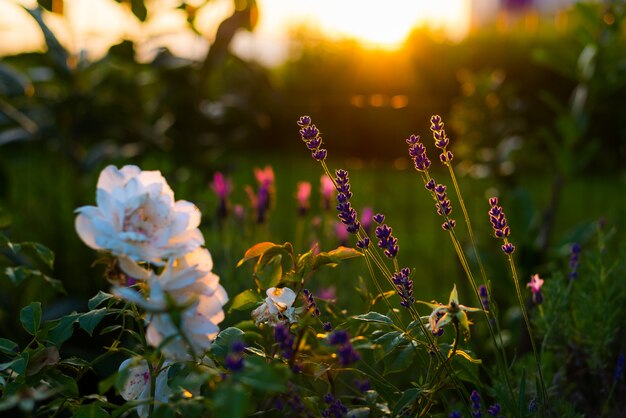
xmin=255 ymin=0 xmax=471 ymax=49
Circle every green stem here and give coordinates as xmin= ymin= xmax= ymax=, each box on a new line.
xmin=507 ymin=253 xmax=549 ymax=416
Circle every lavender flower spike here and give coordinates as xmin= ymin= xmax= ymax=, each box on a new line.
xmin=391 ymin=267 xmax=415 ymax=308
xmin=297 ymin=115 xmax=327 ymax=161
xmin=429 ymin=114 xmax=454 ymax=164
xmin=334 ymin=169 xmax=361 ymax=235
xmin=406 ymin=134 xmax=432 ymax=172
xmin=488 ymin=196 xmax=515 ymax=254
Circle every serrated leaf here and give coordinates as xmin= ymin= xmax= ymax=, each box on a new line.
xmin=211 ymin=327 xmax=245 ymax=359
xmin=79 ymin=308 xmax=107 ymax=336
xmin=228 ymin=290 xmax=262 ymax=313
xmin=73 ymin=404 xmax=110 ymax=418
xmin=88 ymin=291 xmax=115 ymax=310
xmin=20 ymin=302 xmax=42 ymax=335
xmin=352 ymin=312 xmax=393 ymax=326
xmin=0 ymin=338 xmax=19 ymax=355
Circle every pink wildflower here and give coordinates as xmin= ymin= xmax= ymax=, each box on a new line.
xmin=296 ymin=182 xmax=312 ymax=216
xmin=320 ymin=175 xmax=335 ymax=211
xmin=527 ymin=274 xmax=544 ymax=304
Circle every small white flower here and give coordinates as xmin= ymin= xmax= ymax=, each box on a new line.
xmin=115 ymin=248 xmax=228 ymax=359
xmin=119 ymin=358 xmax=171 ymax=418
xmin=251 ymin=287 xmax=297 ymax=326
xmin=75 ymin=165 xmax=204 ymax=265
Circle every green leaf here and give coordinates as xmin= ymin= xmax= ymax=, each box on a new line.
xmin=228 ymin=290 xmax=262 ymax=313
xmin=25 ymin=242 xmax=55 ymax=270
xmin=211 ymin=327 xmax=245 ymax=359
xmin=45 ymin=368 xmax=79 ymax=397
xmin=372 ymin=331 xmax=406 ymax=362
xmin=312 ymin=246 xmax=362 ymax=269
xmin=4 ymin=266 xmax=28 ymax=286
xmin=254 ymin=255 xmax=282 ymax=289
xmin=237 ymin=242 xmax=280 ymax=267
xmin=20 ymin=302 xmax=42 ymax=335
xmin=214 ymin=383 xmax=249 ymax=418
xmin=351 ymin=312 xmax=393 ymax=326
xmin=88 ymin=291 xmax=115 ymax=310
xmin=383 ymin=344 xmax=415 ymax=375
xmin=392 ymin=387 xmax=422 ymax=417
xmin=238 ymin=357 xmax=287 ymax=392
xmin=73 ymin=404 xmax=110 ymax=418
xmin=0 ymin=338 xmax=19 ymax=355
xmin=47 ymin=313 xmax=79 ymax=348
xmin=79 ymin=308 xmax=107 ymax=336
xmin=0 ymin=355 xmax=27 ymax=374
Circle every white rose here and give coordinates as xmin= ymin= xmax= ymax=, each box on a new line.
xmin=75 ymin=165 xmax=204 ymax=265
xmin=251 ymin=287 xmax=297 ymax=326
xmin=115 ymin=248 xmax=228 ymax=359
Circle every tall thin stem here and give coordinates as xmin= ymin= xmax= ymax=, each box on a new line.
xmin=507 ymin=252 xmax=548 ymax=416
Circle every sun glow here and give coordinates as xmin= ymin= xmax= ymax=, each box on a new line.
xmin=254 ymin=0 xmax=470 ymax=48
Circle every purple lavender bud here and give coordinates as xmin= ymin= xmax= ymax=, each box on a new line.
xmin=489 ymin=197 xmax=498 ymax=207
xmin=529 ymin=398 xmax=536 ymax=413
xmin=405 ymin=134 xmax=420 ymax=145
xmin=478 ymin=285 xmax=490 ymax=311
xmin=274 ymin=323 xmax=295 ymax=359
xmin=312 ymin=149 xmax=327 ymax=161
xmin=430 ymin=115 xmax=444 ymax=131
xmin=425 ymin=179 xmax=436 ymax=190
xmin=442 ymin=220 xmax=456 ymax=230
xmin=391 ymin=268 xmax=415 ymax=308
xmin=329 ymin=330 xmax=349 ymax=346
xmin=433 ymin=327 xmax=445 ymax=337
xmin=231 ymin=340 xmax=246 ymax=354
xmin=303 ymin=288 xmax=320 ymax=317
xmin=502 ymin=243 xmax=515 ymax=254
xmin=300 ymin=125 xmax=319 ymax=140
xmin=297 ymin=115 xmax=311 ymax=127
xmin=373 ymin=213 xmax=385 ymax=224
xmin=337 ymin=343 xmax=360 ymax=366
xmin=569 ymin=243 xmax=581 ymax=280
xmin=356 ymin=237 xmax=370 ymax=249
xmin=323 ymin=393 xmax=335 ymax=403
xmin=323 ymin=322 xmax=333 ymax=332
xmin=225 ymin=354 xmax=244 ymax=372
xmin=614 ymin=353 xmax=624 ymax=382
xmin=449 ymin=412 xmax=461 ymax=418
xmin=470 ymin=390 xmax=482 ymax=417
xmin=306 ymin=136 xmax=322 ymax=149
xmin=487 ymin=403 xmax=500 ymax=416
xmin=353 ymin=378 xmax=371 ymax=392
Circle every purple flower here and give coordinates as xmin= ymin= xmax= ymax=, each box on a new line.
xmin=488 ymin=197 xmax=515 ymax=254
xmin=430 ymin=114 xmax=454 ymax=164
xmin=274 ymin=323 xmax=295 ymax=359
xmin=323 ymin=322 xmax=333 ymax=332
xmin=356 ymin=237 xmax=370 ymax=249
xmin=297 ymin=116 xmax=329 ymax=161
xmin=303 ymin=288 xmax=320 ymax=317
xmin=328 ymin=330 xmax=360 ymax=366
xmin=568 ymin=243 xmax=581 ymax=280
xmin=449 ymin=412 xmax=461 ymax=418
xmin=470 ymin=389 xmax=482 ymax=418
xmin=614 ymin=353 xmax=624 ymax=382
xmin=391 ymin=267 xmax=415 ymax=308
xmin=373 ymin=213 xmax=385 ymax=224
xmin=406 ymin=134 xmax=432 ymax=172
xmin=211 ymin=172 xmax=232 ymax=220
xmin=322 ymin=393 xmax=348 ymax=418
xmin=334 ymin=169 xmax=361 ymax=235
xmin=225 ymin=341 xmax=246 ymax=373
xmin=375 ymin=222 xmax=399 ymax=258
xmin=487 ymin=403 xmax=501 ymax=417
xmin=353 ymin=378 xmax=371 ymax=392
xmin=478 ymin=284 xmax=490 ymax=311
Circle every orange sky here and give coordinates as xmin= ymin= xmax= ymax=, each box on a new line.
xmin=0 ymin=0 xmax=471 ymax=66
